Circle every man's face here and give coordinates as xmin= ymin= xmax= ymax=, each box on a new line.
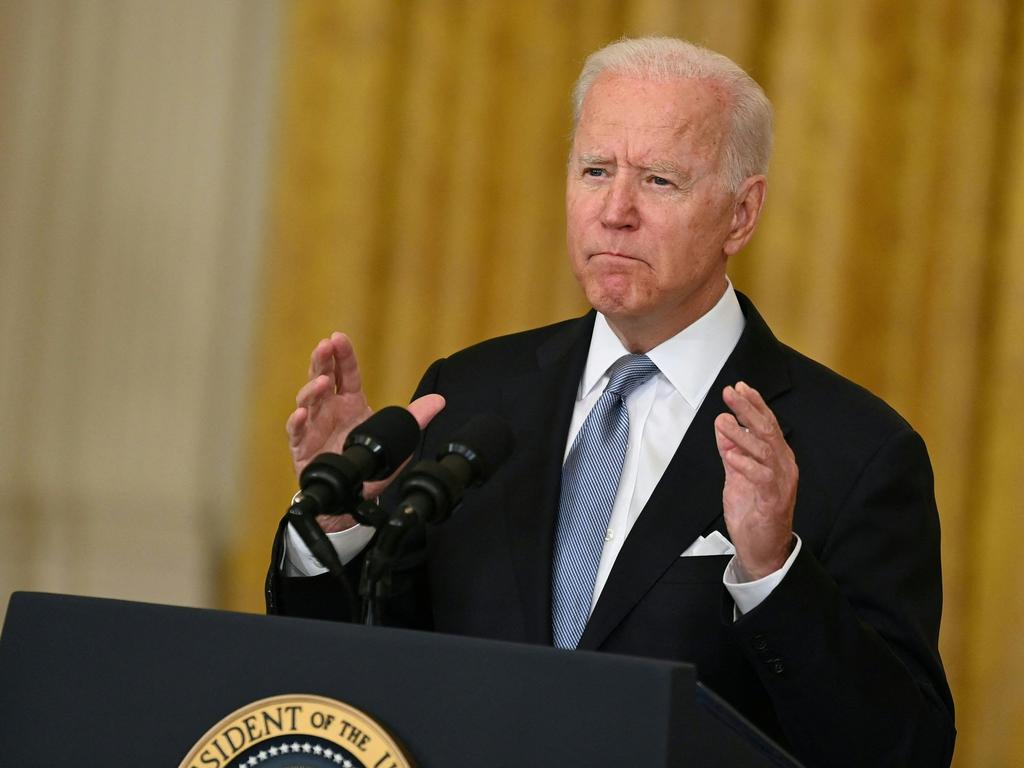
xmin=566 ymin=73 xmax=746 ymax=337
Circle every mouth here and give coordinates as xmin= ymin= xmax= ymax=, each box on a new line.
xmin=590 ymin=251 xmax=646 ymax=265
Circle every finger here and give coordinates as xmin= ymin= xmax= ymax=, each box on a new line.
xmin=735 ymin=381 xmax=776 ymax=421
xmin=723 ymin=384 xmax=779 ymax=440
xmin=360 ymin=395 xmax=447 ymax=500
xmin=408 ymin=393 xmax=446 ymax=429
xmin=308 ymin=338 xmax=336 ymax=381
xmin=295 ymin=374 xmax=331 ymax=409
xmin=330 ymin=332 xmax=364 ymax=395
xmin=722 ymin=384 xmax=763 ymax=430
xmin=286 ymin=408 xmax=307 ymax=448
xmin=734 ymin=382 xmax=782 ymax=437
xmin=714 ymin=413 xmax=741 ymax=455
xmin=722 ymin=447 xmax=774 ymax=485
xmin=715 ymin=412 xmax=771 ymax=466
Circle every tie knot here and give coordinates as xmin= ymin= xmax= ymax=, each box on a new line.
xmin=604 ymin=354 xmax=659 ymax=398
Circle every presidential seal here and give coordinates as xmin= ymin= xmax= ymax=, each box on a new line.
xmin=179 ymin=694 xmax=414 ymax=768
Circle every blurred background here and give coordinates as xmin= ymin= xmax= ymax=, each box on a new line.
xmin=1 ymin=1 xmax=1021 ymax=765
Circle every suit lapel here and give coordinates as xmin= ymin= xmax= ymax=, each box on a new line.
xmin=499 ymin=313 xmax=594 ymax=645
xmin=578 ymin=294 xmax=792 ymax=650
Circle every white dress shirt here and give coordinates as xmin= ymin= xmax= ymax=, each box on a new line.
xmin=285 ymin=282 xmax=799 ymax=614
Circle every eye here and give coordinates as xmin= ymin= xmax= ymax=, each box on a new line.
xmin=583 ymin=167 xmax=607 ymax=178
xmin=649 ymin=175 xmax=672 ymax=187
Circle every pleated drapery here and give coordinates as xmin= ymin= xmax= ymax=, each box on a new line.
xmin=229 ymin=3 xmax=1024 ymax=766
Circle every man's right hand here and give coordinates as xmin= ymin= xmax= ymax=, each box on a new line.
xmin=285 ymin=332 xmax=445 ymax=533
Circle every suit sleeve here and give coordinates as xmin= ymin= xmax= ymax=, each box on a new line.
xmin=728 ymin=426 xmax=955 ymax=767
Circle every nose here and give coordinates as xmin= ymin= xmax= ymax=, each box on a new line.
xmin=600 ymin=175 xmax=639 ymax=230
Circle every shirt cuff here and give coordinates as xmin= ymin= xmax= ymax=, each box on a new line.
xmin=723 ymin=535 xmax=802 ymax=616
xmin=282 ymin=522 xmax=376 ymax=577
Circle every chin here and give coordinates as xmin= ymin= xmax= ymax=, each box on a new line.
xmin=583 ymin=281 xmax=648 ymax=318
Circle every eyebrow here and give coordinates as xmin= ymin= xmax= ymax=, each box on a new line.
xmin=643 ymin=160 xmax=685 ymax=177
xmin=576 ymin=154 xmax=685 ymax=177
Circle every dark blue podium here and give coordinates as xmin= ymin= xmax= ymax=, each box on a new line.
xmin=0 ymin=592 xmax=801 ymax=767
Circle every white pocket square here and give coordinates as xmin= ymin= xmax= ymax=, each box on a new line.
xmin=680 ymin=530 xmax=735 ymax=557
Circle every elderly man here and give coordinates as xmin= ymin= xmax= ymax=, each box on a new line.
xmin=268 ymin=37 xmax=955 ymax=767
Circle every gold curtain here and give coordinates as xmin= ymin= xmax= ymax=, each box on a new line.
xmin=227 ymin=2 xmax=1024 ymax=765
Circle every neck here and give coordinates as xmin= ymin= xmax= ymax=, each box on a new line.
xmin=604 ymin=281 xmax=728 ymax=353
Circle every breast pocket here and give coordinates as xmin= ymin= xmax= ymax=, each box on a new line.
xmin=655 ymin=554 xmax=732 ymax=585
xmin=631 ymin=554 xmax=734 ymax=651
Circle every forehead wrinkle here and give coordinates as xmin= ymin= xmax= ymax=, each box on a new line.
xmin=576 ymin=121 xmax=715 ymax=179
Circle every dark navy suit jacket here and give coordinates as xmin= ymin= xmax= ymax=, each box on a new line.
xmin=268 ymin=294 xmax=955 ymax=767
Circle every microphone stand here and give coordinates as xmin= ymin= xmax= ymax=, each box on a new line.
xmin=358 ymin=504 xmax=420 ymax=626
xmin=354 ymin=411 xmax=514 ymax=625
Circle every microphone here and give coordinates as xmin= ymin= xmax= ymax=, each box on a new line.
xmin=287 ymin=406 xmax=421 ymax=617
xmin=395 ymin=412 xmax=515 ymax=526
xmin=360 ymin=413 xmax=515 ymax=622
xmin=290 ymin=405 xmax=421 ymax=520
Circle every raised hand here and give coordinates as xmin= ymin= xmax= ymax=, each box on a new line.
xmin=714 ymin=381 xmax=798 ymax=580
xmin=285 ymin=332 xmax=444 ymax=532
xmin=287 ymin=333 xmax=372 ymax=475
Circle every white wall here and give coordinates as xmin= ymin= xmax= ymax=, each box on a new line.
xmin=0 ymin=0 xmax=281 ymax=616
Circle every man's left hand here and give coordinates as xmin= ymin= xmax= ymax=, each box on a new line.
xmin=714 ymin=381 xmax=798 ymax=580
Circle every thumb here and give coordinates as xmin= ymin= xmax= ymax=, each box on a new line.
xmin=408 ymin=393 xmax=446 ymax=430
xmin=359 ymin=394 xmax=445 ymax=501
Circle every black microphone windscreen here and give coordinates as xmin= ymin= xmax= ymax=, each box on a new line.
xmin=348 ymin=406 xmax=421 ymax=474
xmin=442 ymin=412 xmax=515 ymax=481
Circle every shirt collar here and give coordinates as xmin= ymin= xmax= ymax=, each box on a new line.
xmin=580 ymin=281 xmax=746 ymax=408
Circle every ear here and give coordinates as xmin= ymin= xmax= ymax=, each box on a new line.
xmin=723 ymin=175 xmax=767 ymax=257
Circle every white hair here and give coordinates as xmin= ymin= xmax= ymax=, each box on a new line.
xmin=571 ymin=36 xmax=773 ymax=191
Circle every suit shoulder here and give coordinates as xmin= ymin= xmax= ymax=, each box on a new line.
xmin=438 ymin=314 xmax=589 ymax=375
xmin=410 ymin=314 xmax=591 ymax=405
xmin=738 ymin=293 xmax=918 ymax=447
xmin=776 ymin=342 xmax=921 ymax=453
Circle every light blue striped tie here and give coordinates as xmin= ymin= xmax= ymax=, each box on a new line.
xmin=552 ymin=353 xmax=660 ymax=649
